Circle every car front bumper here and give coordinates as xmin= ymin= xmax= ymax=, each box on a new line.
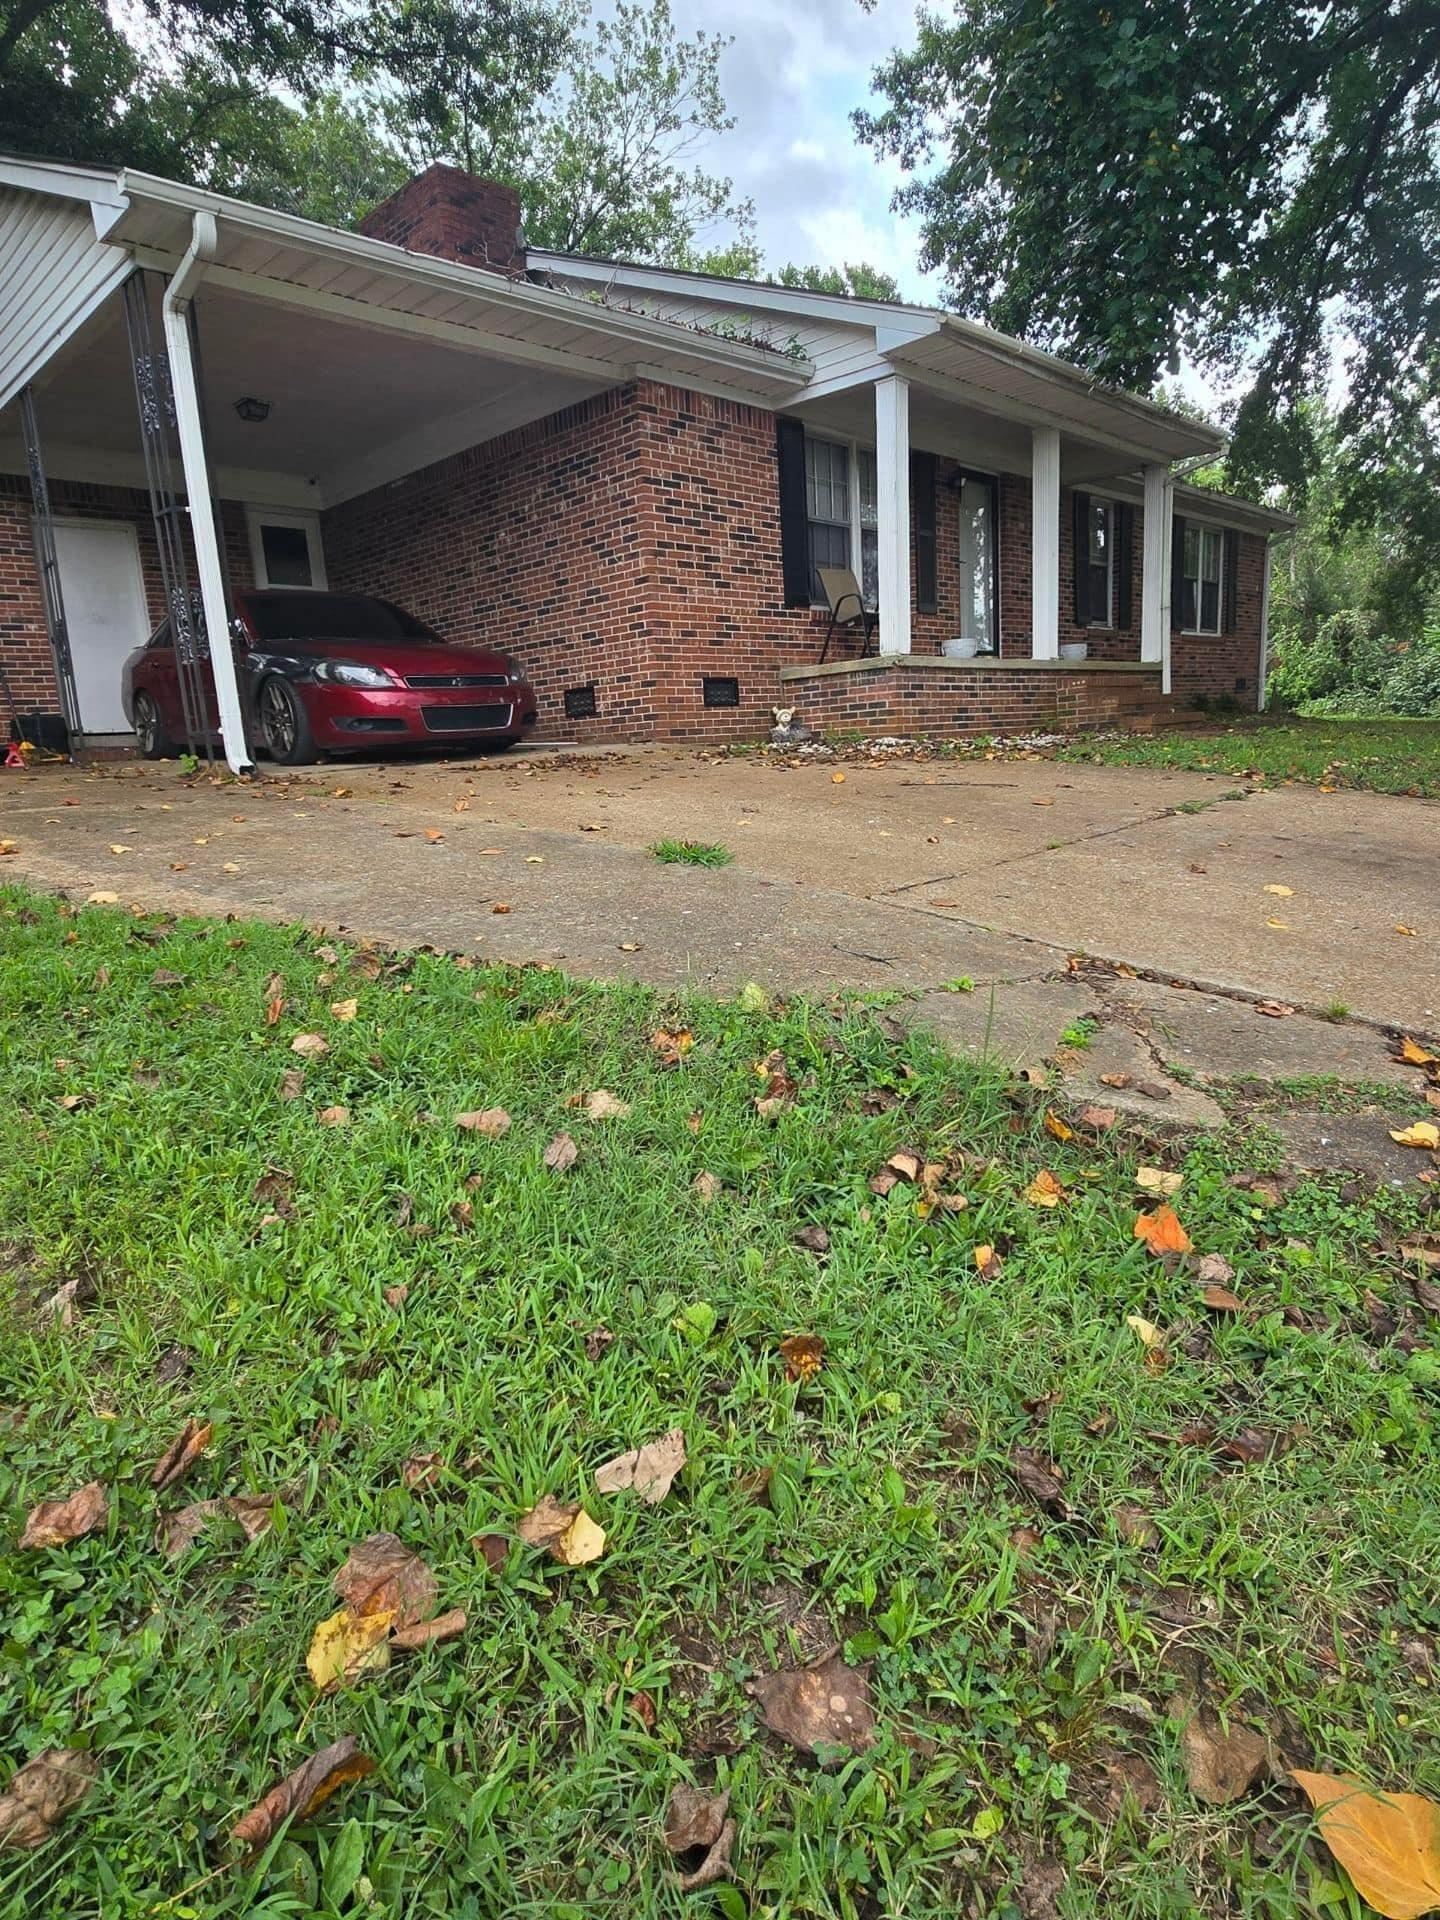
xmin=302 ymin=682 xmax=540 ymax=747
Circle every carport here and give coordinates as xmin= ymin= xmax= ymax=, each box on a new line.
xmin=0 ymin=159 xmax=808 ymax=770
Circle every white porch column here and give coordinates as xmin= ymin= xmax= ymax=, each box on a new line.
xmin=1140 ymin=462 xmax=1170 ymax=667
xmin=875 ymin=374 xmax=912 ymax=655
xmin=164 ymin=212 xmax=254 ymax=777
xmin=1030 ymin=426 xmax=1060 ymax=659
xmin=1257 ymin=536 xmax=1274 ymax=710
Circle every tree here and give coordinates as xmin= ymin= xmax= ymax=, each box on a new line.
xmin=773 ymin=262 xmax=903 ymax=301
xmin=855 ymin=0 xmax=1440 ymax=497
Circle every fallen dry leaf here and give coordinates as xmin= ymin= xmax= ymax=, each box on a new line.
xmin=1010 ymin=1445 xmax=1070 ymax=1518
xmin=794 ymin=1224 xmax=830 ymax=1254
xmin=579 ymin=1088 xmax=630 ymax=1120
xmin=384 ymin=1283 xmax=409 ymax=1309
xmin=1100 ymin=1070 xmax=1134 ymax=1089
xmin=1134 ymin=1205 xmax=1192 ymax=1255
xmin=1390 ymin=1122 xmax=1440 ymax=1150
xmin=157 ymin=1492 xmax=282 ymax=1557
xmin=749 ymin=1653 xmax=875 ymax=1755
xmin=305 ymin=1605 xmax=395 ymax=1690
xmin=1025 ymin=1170 xmax=1066 ymax=1208
xmin=652 ymin=1027 xmax=694 ymax=1067
xmin=692 ymin=1171 xmax=722 ymax=1203
xmin=333 ymin=1532 xmax=438 ymax=1629
xmin=1256 ymin=999 xmax=1294 ymax=1018
xmin=1126 ymin=1312 xmax=1164 ymax=1350
xmin=1043 ymin=1109 xmax=1073 ymax=1142
xmin=1174 ymin=1700 xmax=1269 ymax=1805
xmin=390 ymin=1607 xmax=467 ymax=1651
xmin=150 ymin=1419 xmax=213 ymax=1492
xmin=517 ymin=1495 xmax=606 ymax=1565
xmin=291 ymin=1032 xmax=328 ymax=1059
xmin=455 ymin=1107 xmax=511 ymax=1137
xmin=1398 ymin=1037 xmax=1438 ymax=1068
xmin=317 ymin=1104 xmax=350 ymax=1128
xmin=1077 ymin=1104 xmax=1119 ymax=1132
xmin=780 ymin=1333 xmax=825 ymax=1382
xmin=18 ymin=1481 xmax=107 ymax=1549
xmin=0 ymin=1749 xmax=100 ymax=1852
xmin=974 ymin=1243 xmax=1004 ymax=1281
xmin=1290 ymin=1770 xmax=1440 ymax=1920
xmin=543 ymin=1131 xmax=578 ymax=1172
xmin=279 ymin=1067 xmax=305 ymax=1101
xmin=594 ymin=1428 xmax=686 ymax=1504
xmin=402 ymin=1451 xmax=440 ymax=1489
xmin=664 ymin=1785 xmax=736 ymax=1890
xmin=329 ymin=997 xmax=358 ymax=1022
xmin=1200 ymin=1283 xmax=1246 ymax=1313
xmin=1137 ymin=1165 xmax=1184 ymax=1197
xmin=231 ymin=1736 xmax=374 ymax=1855
xmin=1263 ymin=884 xmax=1294 ymax=897
xmin=86 ymin=890 xmax=119 ymax=905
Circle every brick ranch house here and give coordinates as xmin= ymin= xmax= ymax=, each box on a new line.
xmin=0 ymin=155 xmax=1293 ymax=772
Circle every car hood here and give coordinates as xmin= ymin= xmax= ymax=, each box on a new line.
xmin=255 ymin=640 xmax=517 ymax=678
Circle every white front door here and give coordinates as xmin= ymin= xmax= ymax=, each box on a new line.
xmin=52 ymin=520 xmax=150 ymax=734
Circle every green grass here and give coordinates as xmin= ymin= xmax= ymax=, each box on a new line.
xmin=1 ymin=885 xmax=1438 ymax=1918
xmin=1055 ymin=716 xmax=1440 ymax=797
xmin=651 ymin=840 xmax=735 ymax=869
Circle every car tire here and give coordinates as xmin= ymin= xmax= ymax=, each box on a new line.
xmin=256 ymin=676 xmax=317 ymax=765
xmin=132 ymin=691 xmax=173 ymax=760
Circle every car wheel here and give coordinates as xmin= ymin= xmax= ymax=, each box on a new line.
xmin=257 ymin=676 xmax=317 ymax=765
xmin=132 ymin=691 xmax=173 ymax=760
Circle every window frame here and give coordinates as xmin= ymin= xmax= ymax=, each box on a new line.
xmin=1180 ymin=522 xmax=1225 ymax=636
xmin=956 ymin=466 xmax=1001 ymax=655
xmin=1086 ymin=498 xmax=1115 ymax=630
xmin=804 ymin=433 xmax=870 ymax=607
xmin=245 ymin=506 xmax=327 ymax=592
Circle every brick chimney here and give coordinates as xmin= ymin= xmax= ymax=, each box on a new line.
xmin=358 ymin=164 xmax=526 ymax=273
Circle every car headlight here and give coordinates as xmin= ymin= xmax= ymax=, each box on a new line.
xmin=498 ymin=654 xmax=527 ymax=684
xmin=313 ymin=660 xmax=395 ymax=689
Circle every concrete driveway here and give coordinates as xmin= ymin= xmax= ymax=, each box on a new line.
xmin=1 ymin=744 xmax=1436 ymax=1140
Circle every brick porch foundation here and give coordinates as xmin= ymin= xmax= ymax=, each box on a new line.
xmin=777 ymin=654 xmax=1201 ymax=739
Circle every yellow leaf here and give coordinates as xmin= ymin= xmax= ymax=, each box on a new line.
xmin=1266 ymin=918 xmax=1290 ymax=930
xmin=1263 ymin=884 xmax=1293 ymax=897
xmin=1399 ymin=1038 xmax=1438 ymax=1067
xmin=1396 ymin=924 xmax=1419 ymax=937
xmin=1126 ymin=1313 xmax=1163 ymax=1349
xmin=305 ymin=1606 xmax=395 ymax=1690
xmin=86 ymin=891 xmax=118 ymax=906
xmin=1024 ymin=1170 xmax=1065 ymax=1208
xmin=1390 ymin=1122 xmax=1440 ymax=1149
xmin=553 ymin=1511 xmax=606 ymax=1566
xmin=1290 ymin=1770 xmax=1440 ymax=1920
xmin=108 ymin=844 xmax=131 ymax=855
xmin=329 ymin=998 xmax=358 ymax=1022
xmin=1136 ymin=1166 xmax=1184 ymax=1197
xmin=1043 ymin=1109 xmax=1073 ymax=1142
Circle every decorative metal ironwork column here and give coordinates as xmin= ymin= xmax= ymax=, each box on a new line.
xmin=17 ymin=385 xmax=82 ymax=753
xmin=121 ymin=269 xmax=249 ymax=765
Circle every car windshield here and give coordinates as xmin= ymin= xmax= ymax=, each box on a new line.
xmin=243 ymin=593 xmax=445 ymax=648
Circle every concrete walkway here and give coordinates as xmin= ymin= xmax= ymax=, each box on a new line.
xmin=1 ymin=746 xmax=1436 ymax=1161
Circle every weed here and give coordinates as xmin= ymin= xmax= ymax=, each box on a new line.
xmin=650 ymin=839 xmax=734 ymax=868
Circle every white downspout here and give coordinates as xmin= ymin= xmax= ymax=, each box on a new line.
xmin=1159 ymin=473 xmax=1174 ymax=696
xmin=163 ymin=212 xmax=253 ymax=776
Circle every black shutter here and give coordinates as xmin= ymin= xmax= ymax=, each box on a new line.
xmin=1221 ymin=529 xmax=1240 ymax=633
xmin=1170 ymin=514 xmax=1187 ymax=629
xmin=912 ymin=451 xmax=937 ymax=614
xmin=1115 ymin=503 xmax=1133 ymax=631
xmin=776 ymin=417 xmax=809 ymax=609
xmin=1072 ymin=490 xmax=1091 ymax=626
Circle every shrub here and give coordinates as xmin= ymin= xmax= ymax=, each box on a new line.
xmin=1272 ymin=606 xmax=1392 ymax=705
xmin=1380 ymin=641 xmax=1440 ymax=716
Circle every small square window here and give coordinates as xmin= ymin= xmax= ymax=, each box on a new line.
xmin=563 ymin=684 xmax=598 ymax=718
xmin=702 ymin=675 xmax=740 ymax=708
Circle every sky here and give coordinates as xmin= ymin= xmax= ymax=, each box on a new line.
xmin=666 ymin=0 xmax=943 ymax=302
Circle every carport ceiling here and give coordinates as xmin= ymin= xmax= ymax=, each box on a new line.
xmin=11 ymin=279 xmax=610 ymax=506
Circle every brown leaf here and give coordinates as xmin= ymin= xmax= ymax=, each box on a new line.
xmin=517 ymin=1496 xmax=606 ymax=1565
xmin=748 ymin=1653 xmax=875 ymax=1755
xmin=0 ymin=1749 xmax=100 ymax=1851
xmin=1010 ymin=1445 xmax=1070 ymax=1519
xmin=156 ymin=1498 xmax=224 ymax=1557
xmin=231 ymin=1736 xmax=374 ymax=1855
xmin=1220 ymin=1425 xmax=1285 ymax=1465
xmin=1174 ymin=1699 xmax=1269 ymax=1804
xmin=253 ymin=1169 xmax=295 ymax=1217
xmin=317 ymin=1104 xmax=350 ymax=1128
xmin=150 ymin=1419 xmax=214 ymax=1492
xmin=1290 ymin=1770 xmax=1440 ymax=1919
xmin=333 ymin=1533 xmax=437 ymax=1629
xmin=1193 ymin=1252 xmax=1235 ymax=1287
xmin=794 ymin=1224 xmax=830 ymax=1254
xmin=780 ymin=1332 xmax=825 ymax=1382
xmin=665 ymin=1784 xmax=730 ymax=1854
xmin=579 ymin=1088 xmax=630 ymax=1120
xmin=278 ymin=1067 xmax=305 ymax=1101
xmin=390 ymin=1606 xmax=467 ymax=1651
xmin=1134 ymin=1205 xmax=1192 ymax=1255
xmin=1100 ymin=1071 xmax=1134 ymax=1089
xmin=1200 ymin=1284 xmax=1246 ymax=1313
xmin=584 ymin=1325 xmax=614 ymax=1361
xmin=593 ymin=1428 xmax=686 ymax=1504
xmin=1077 ymin=1104 xmax=1119 ymax=1132
xmin=628 ymin=1689 xmax=657 ymax=1731
xmin=290 ymin=1032 xmax=328 ymax=1059
xmin=692 ymin=1170 xmax=723 ymax=1204
xmin=1136 ymin=1165 xmax=1184 ymax=1197
xmin=402 ymin=1452 xmax=440 ymax=1490
xmin=384 ymin=1283 xmax=409 ymax=1309
xmin=1256 ymin=1000 xmax=1294 ymax=1018
xmin=455 ymin=1107 xmax=510 ymax=1137
xmin=1024 ymin=1169 xmax=1066 ymax=1208
xmin=329 ymin=997 xmax=358 ymax=1022
xmin=1115 ymin=1503 xmax=1159 ymax=1548
xmin=473 ymin=1532 xmax=508 ymax=1572
xmin=974 ymin=1243 xmax=1004 ymax=1281
xmin=651 ymin=1027 xmax=694 ymax=1067
xmin=450 ymin=1200 xmax=474 ymax=1231
xmin=543 ymin=1131 xmax=578 ymax=1172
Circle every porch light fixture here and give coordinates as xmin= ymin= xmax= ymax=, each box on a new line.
xmin=233 ymin=396 xmax=270 ymax=424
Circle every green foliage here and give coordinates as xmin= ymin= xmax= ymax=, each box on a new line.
xmin=773 ymin=261 xmax=904 ymax=301
xmin=855 ymin=0 xmax=1440 ymax=501
xmin=1056 ymin=716 xmax=1440 ymax=796
xmin=650 ymin=837 xmax=733 ymax=867
xmin=1271 ymin=609 xmax=1392 ymax=708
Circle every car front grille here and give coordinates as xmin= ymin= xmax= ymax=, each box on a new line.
xmin=404 ymin=672 xmax=508 ymax=688
xmin=421 ymin=703 xmax=512 ymax=732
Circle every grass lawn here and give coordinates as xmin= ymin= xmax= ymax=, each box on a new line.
xmin=1054 ymin=716 xmax=1440 ymax=798
xmin=2 ymin=885 xmax=1438 ymax=1919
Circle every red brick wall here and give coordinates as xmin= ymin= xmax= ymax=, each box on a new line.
xmin=357 ymin=166 xmax=525 ymax=273
xmin=1169 ymin=527 xmax=1266 ymax=706
xmin=781 ymin=662 xmax=1179 ymax=740
xmin=0 ymin=474 xmax=252 ymax=724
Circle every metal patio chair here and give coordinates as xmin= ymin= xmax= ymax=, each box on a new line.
xmin=817 ymin=566 xmax=880 ymax=663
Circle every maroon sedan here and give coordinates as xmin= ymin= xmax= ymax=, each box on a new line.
xmin=122 ymin=589 xmax=538 ymax=764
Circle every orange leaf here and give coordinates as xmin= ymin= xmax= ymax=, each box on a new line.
xmin=1024 ymin=1170 xmax=1066 ymax=1208
xmin=780 ymin=1333 xmax=825 ymax=1382
xmin=1290 ymin=1771 xmax=1440 ymax=1920
xmin=1399 ymin=1037 xmax=1438 ymax=1067
xmin=1133 ymin=1205 xmax=1192 ymax=1255
xmin=1043 ymin=1109 xmax=1073 ymax=1142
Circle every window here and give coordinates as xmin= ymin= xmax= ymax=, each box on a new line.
xmin=242 ymin=592 xmax=442 ymax=645
xmin=246 ymin=508 xmax=326 ymax=591
xmin=857 ymin=450 xmax=879 ymax=607
xmin=957 ymin=475 xmax=997 ymax=651
xmin=1086 ymin=500 xmax=1114 ymax=628
xmin=805 ymin=438 xmax=850 ymax=599
xmin=1180 ymin=525 xmax=1224 ymax=634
